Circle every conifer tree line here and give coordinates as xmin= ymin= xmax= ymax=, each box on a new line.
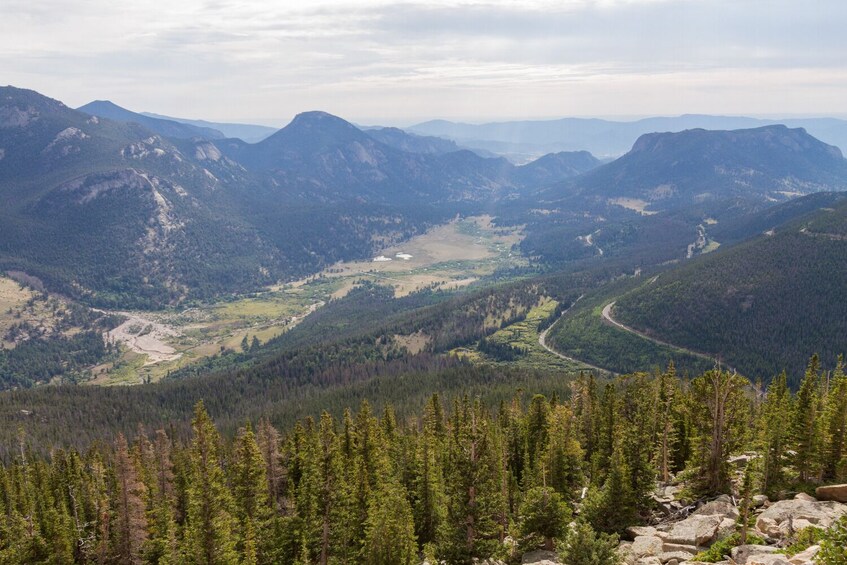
xmin=1 ymin=355 xmax=847 ymax=564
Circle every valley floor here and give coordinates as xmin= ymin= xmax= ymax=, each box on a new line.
xmin=2 ymin=215 xmax=527 ymax=385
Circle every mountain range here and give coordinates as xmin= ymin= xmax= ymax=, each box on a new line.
xmin=139 ymin=111 xmax=277 ymax=143
xmin=1 ymin=87 xmax=599 ymax=307
xmin=5 ymin=84 xmax=847 ymax=319
xmin=410 ymin=114 xmax=847 ymax=160
xmin=2 ymin=84 xmax=847 ymax=386
xmin=77 ymin=100 xmax=226 ymax=140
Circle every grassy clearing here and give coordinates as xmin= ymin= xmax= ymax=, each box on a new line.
xmin=0 ymin=277 xmax=33 ymax=348
xmin=454 ymin=298 xmax=586 ymax=373
xmin=292 ymin=215 xmax=526 ymax=299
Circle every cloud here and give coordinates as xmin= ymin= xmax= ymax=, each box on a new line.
xmin=1 ymin=0 xmax=846 ymax=122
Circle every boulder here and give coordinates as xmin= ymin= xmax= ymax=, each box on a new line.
xmin=755 ymin=497 xmax=847 ymax=538
xmin=658 ymin=551 xmax=694 ymax=563
xmin=731 ymin=544 xmax=778 ymax=564
xmin=665 ymin=514 xmax=724 ymax=546
xmin=746 ymin=556 xmax=790 ymax=565
xmin=661 ymin=542 xmax=697 ymax=554
xmin=753 ymin=494 xmax=769 ymax=508
xmin=816 ymin=484 xmax=847 ymax=503
xmin=692 ymin=494 xmax=739 ymax=520
xmin=788 ymin=544 xmax=819 ymax=565
xmin=716 ymin=517 xmax=737 ymax=540
xmin=631 ymin=536 xmax=664 ymax=557
xmin=521 ymin=549 xmax=559 ymax=564
xmin=627 ymin=525 xmax=658 ymax=538
xmin=634 ymin=558 xmax=662 ymax=565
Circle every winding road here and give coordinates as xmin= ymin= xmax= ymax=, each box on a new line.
xmin=601 ymin=301 xmax=736 ymax=372
xmin=537 ymin=295 xmax=613 ymax=375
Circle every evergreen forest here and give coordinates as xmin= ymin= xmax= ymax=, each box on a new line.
xmin=2 ymin=356 xmax=847 ymax=564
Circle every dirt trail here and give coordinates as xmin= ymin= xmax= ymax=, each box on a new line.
xmin=537 ymin=295 xmax=613 ymax=375
xmin=601 ymin=301 xmax=735 ymax=371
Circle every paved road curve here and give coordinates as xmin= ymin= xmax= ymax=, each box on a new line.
xmin=537 ymin=295 xmax=613 ymax=375
xmin=601 ymin=301 xmax=736 ymax=372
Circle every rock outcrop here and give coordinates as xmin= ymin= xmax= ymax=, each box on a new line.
xmin=521 ymin=549 xmax=560 ymax=564
xmin=623 ymin=494 xmax=738 ymax=564
xmin=731 ymin=544 xmax=779 ymax=564
xmin=815 ymin=483 xmax=847 ymax=503
xmin=755 ymin=492 xmax=847 ymax=539
xmin=619 ymin=483 xmax=847 ymax=565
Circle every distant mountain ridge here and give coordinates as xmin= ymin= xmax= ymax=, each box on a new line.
xmin=140 ymin=111 xmax=277 ymax=143
xmin=546 ymin=125 xmax=847 ymax=212
xmin=218 ymin=110 xmax=601 ymax=204
xmin=77 ymin=100 xmax=225 ymax=140
xmin=410 ymin=114 xmax=847 ymax=159
xmin=365 ymin=126 xmax=463 ymax=155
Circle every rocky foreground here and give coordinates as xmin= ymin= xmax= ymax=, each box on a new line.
xmin=619 ymin=488 xmax=847 ymax=565
xmin=462 ymin=484 xmax=847 ymax=565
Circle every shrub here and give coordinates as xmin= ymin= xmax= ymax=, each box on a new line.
xmin=558 ymin=520 xmax=619 ymax=565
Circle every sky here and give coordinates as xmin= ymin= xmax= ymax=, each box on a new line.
xmin=3 ymin=0 xmax=846 ymax=126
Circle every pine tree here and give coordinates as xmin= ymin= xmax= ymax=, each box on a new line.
xmin=414 ymin=394 xmax=447 ymax=546
xmin=256 ymin=418 xmax=284 ymax=513
xmin=822 ymin=356 xmax=847 ymax=481
xmin=525 ymin=394 xmax=550 ymax=476
xmin=232 ymin=424 xmax=273 ymax=563
xmin=297 ymin=412 xmax=355 ymax=564
xmin=183 ymin=401 xmax=239 ymax=565
xmin=518 ymin=486 xmax=570 ymax=551
xmin=351 ymin=400 xmax=382 ymax=559
xmin=655 ymin=362 xmax=678 ymax=483
xmin=363 ymin=480 xmax=417 ymax=565
xmin=559 ymin=520 xmax=619 ymax=565
xmin=759 ymin=372 xmax=792 ymax=496
xmin=570 ymin=372 xmax=598 ymax=463
xmin=793 ymin=355 xmax=823 ymax=483
xmin=439 ymin=398 xmax=504 ymax=562
xmin=689 ymin=369 xmax=749 ymax=494
xmin=591 ymin=383 xmax=616 ymax=485
xmin=542 ymin=404 xmax=583 ymax=499
xmin=501 ymin=392 xmax=525 ymax=515
xmin=581 ymin=448 xmax=636 ymax=535
xmin=618 ymin=373 xmax=658 ymax=512
xmin=112 ymin=433 xmax=148 ymax=564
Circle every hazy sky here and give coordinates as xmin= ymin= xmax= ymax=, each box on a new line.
xmin=3 ymin=0 xmax=845 ymax=125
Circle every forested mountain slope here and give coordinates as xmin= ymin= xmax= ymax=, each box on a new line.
xmin=510 ymin=126 xmax=847 ymax=273
xmin=0 ymin=87 xmax=282 ymax=308
xmin=612 ymin=199 xmax=847 ymax=381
